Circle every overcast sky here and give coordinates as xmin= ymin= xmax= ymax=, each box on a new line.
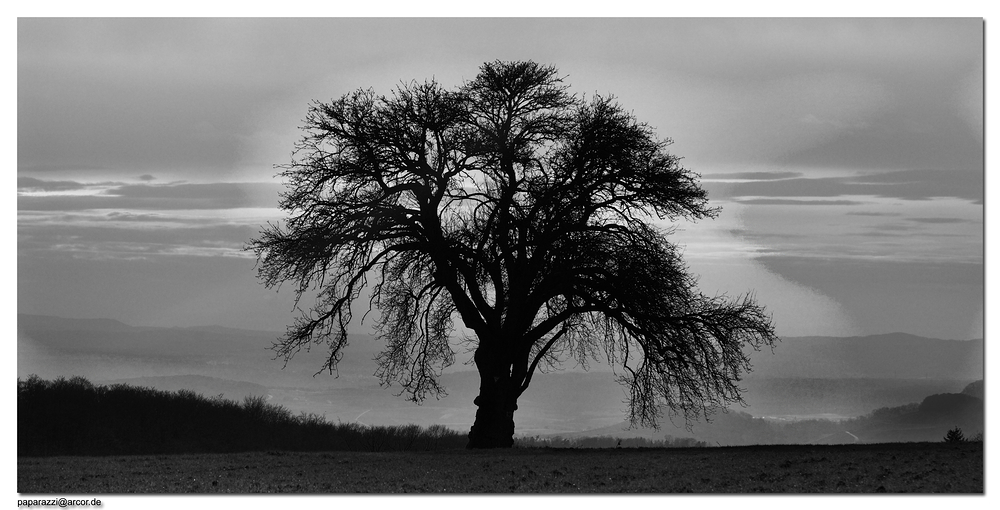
xmin=16 ymin=18 xmax=984 ymax=340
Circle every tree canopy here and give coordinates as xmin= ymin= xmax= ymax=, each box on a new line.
xmin=249 ymin=60 xmax=777 ymax=448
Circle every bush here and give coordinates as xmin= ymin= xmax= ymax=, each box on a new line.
xmin=17 ymin=375 xmax=466 ymax=456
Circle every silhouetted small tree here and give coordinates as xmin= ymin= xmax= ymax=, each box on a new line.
xmin=250 ymin=60 xmax=778 ymax=448
xmin=944 ymin=426 xmax=966 ymax=443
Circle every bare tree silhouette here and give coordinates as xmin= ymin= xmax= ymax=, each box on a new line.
xmin=249 ymin=61 xmax=777 ymax=448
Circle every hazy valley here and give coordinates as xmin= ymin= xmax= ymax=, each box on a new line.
xmin=17 ymin=314 xmax=984 ymax=443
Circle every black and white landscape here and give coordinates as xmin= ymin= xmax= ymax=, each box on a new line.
xmin=16 ymin=17 xmax=985 ymax=496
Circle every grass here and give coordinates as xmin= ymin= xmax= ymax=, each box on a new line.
xmin=18 ymin=442 xmax=982 ymax=493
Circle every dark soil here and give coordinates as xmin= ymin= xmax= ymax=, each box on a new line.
xmin=18 ymin=441 xmax=982 ymax=494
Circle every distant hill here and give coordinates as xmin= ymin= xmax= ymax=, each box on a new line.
xmin=17 ymin=313 xmax=280 ymax=358
xmin=914 ymin=392 xmax=982 ymax=422
xmin=733 ymin=377 xmax=976 ymax=418
xmin=557 ymin=384 xmax=984 ymax=446
xmin=17 ymin=313 xmax=383 ymax=387
xmin=16 ymin=314 xmax=986 ymax=438
xmin=17 ymin=314 xmax=133 ymax=333
xmin=849 ymin=389 xmax=984 ymax=443
xmin=21 ymin=314 xmax=981 ymax=381
xmin=747 ymin=333 xmax=983 ymax=380
xmin=961 ymin=380 xmax=984 ymax=400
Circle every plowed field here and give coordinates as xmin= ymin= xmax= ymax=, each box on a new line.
xmin=18 ymin=442 xmax=982 ymax=494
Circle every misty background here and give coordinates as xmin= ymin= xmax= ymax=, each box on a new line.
xmin=15 ymin=18 xmax=985 ymax=443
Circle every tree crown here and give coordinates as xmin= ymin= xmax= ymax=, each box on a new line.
xmin=250 ymin=60 xmax=776 ymax=427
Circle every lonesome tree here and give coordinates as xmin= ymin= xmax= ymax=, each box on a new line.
xmin=249 ymin=61 xmax=777 ymax=448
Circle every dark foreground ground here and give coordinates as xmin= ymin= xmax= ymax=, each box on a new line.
xmin=18 ymin=442 xmax=982 ymax=494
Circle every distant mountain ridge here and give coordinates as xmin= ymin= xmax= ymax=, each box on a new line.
xmin=17 ymin=314 xmax=984 ymax=437
xmin=961 ymin=379 xmax=984 ymax=399
xmin=17 ymin=313 xmax=380 ymax=388
xmin=747 ymin=333 xmax=983 ymax=380
xmin=18 ymin=314 xmax=133 ymax=333
xmin=17 ymin=313 xmax=278 ymax=358
xmin=557 ymin=385 xmax=984 ymax=445
xmin=19 ymin=314 xmax=983 ymax=381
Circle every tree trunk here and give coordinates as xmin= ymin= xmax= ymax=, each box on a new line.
xmin=466 ymin=373 xmax=517 ymax=448
xmin=467 ymin=347 xmax=518 ymax=449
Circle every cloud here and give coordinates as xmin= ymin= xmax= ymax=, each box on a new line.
xmin=18 ymin=18 xmax=982 ymax=182
xmin=907 ymin=217 xmax=976 ymax=225
xmin=798 ymin=113 xmax=869 ymax=131
xmin=727 ymin=229 xmax=806 ymax=240
xmin=18 ymin=177 xmax=88 ymax=192
xmin=18 ymin=210 xmax=206 ymax=229
xmin=17 ymin=177 xmax=290 ymax=268
xmin=17 ymin=163 xmax=111 ymax=173
xmin=776 ymin=113 xmax=982 ymax=175
xmin=15 ymin=18 xmax=984 ymax=338
xmin=855 ymin=231 xmax=908 ymax=238
xmin=864 ymin=222 xmax=919 ymax=232
xmin=104 ymin=211 xmax=168 ymax=222
xmin=734 ymin=199 xmax=865 ymax=206
xmin=702 ymin=171 xmax=803 ymax=181
xmin=113 ymin=182 xmax=273 ymax=200
xmin=18 ymin=220 xmax=260 ymax=260
xmin=18 ymin=182 xmax=286 ymax=211
xmin=846 ymin=211 xmax=901 ymax=217
xmin=849 ymin=169 xmax=973 ymax=185
xmin=731 ymin=193 xmax=981 ymax=267
xmin=755 ymin=255 xmax=982 ymax=339
xmin=714 ymin=168 xmax=982 ymax=203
